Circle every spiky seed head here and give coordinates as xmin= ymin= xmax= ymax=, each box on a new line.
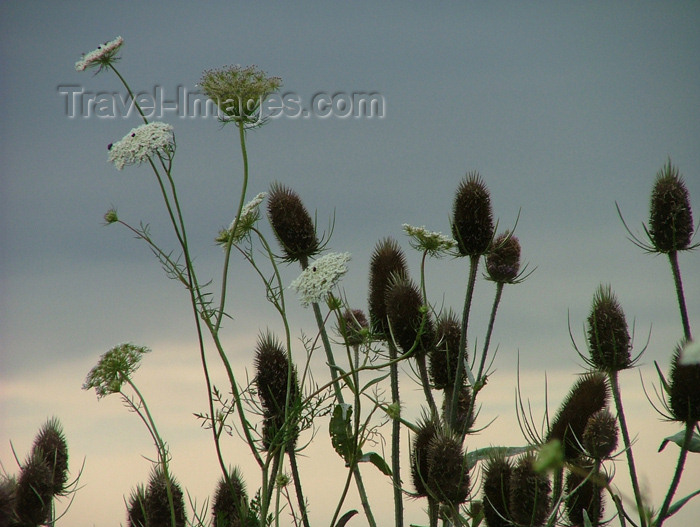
xmin=31 ymin=417 xmax=69 ymax=496
xmin=668 ymin=342 xmax=700 ymax=422
xmin=430 ymin=311 xmax=462 ymax=390
xmin=482 ymin=453 xmax=513 ymax=527
xmin=213 ymin=468 xmax=248 ymax=527
xmin=410 ymin=416 xmax=438 ymax=497
xmin=144 ymin=468 xmax=187 ymax=527
xmin=368 ymin=238 xmax=408 ymax=336
xmin=583 ymin=409 xmax=618 ymax=459
xmin=547 ymin=373 xmax=609 ymax=460
xmin=649 ymin=160 xmax=694 ymax=253
xmin=564 ymin=466 xmax=605 ymax=526
xmin=587 ymin=285 xmax=632 ymax=372
xmin=509 ymin=452 xmax=551 ymax=527
xmin=452 ymin=172 xmax=494 ymax=257
xmin=0 ymin=475 xmax=17 ymax=526
xmin=337 ymin=308 xmax=369 ymax=347
xmin=442 ymin=384 xmax=474 ymax=435
xmin=486 ymin=231 xmax=521 ymax=283
xmin=254 ymin=333 xmax=298 ymax=417
xmin=384 ymin=274 xmax=434 ymax=358
xmin=15 ymin=450 xmax=53 ymax=525
xmin=126 ymin=485 xmax=147 ymax=527
xmin=267 ymin=183 xmax=319 ymax=262
xmin=426 ymin=430 xmax=470 ymax=505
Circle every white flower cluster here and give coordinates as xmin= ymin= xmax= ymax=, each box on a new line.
xmin=108 ymin=122 xmax=174 ymax=170
xmin=75 ymin=36 xmax=124 ymax=71
xmin=225 ymin=192 xmax=267 ymax=243
xmin=402 ymin=223 xmax=456 ymax=256
xmin=290 ymin=252 xmax=351 ymax=307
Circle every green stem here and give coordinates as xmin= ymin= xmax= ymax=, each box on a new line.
xmin=655 ymin=420 xmax=695 ymax=527
xmin=288 ymin=448 xmax=311 ymax=527
xmin=109 ymin=65 xmax=148 ymax=123
xmin=387 ymin=339 xmax=404 ymax=527
xmin=609 ymin=371 xmax=647 ymax=527
xmin=668 ymin=251 xmax=692 ymax=341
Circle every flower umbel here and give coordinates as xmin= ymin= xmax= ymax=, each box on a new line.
xmin=75 ymin=36 xmax=124 ymax=72
xmin=216 ymin=192 xmax=267 ymax=245
xmin=402 ymin=224 xmax=455 ymax=256
xmin=290 ymin=252 xmax=351 ymax=307
xmin=108 ymin=122 xmax=175 ymax=171
xmin=83 ymin=343 xmax=150 ymax=398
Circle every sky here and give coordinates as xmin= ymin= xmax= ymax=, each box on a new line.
xmin=1 ymin=1 xmax=700 ymax=525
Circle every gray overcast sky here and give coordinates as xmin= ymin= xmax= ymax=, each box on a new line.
xmin=1 ymin=1 xmax=699 ymax=526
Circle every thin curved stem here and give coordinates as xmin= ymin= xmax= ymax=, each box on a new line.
xmin=668 ymin=251 xmax=692 ymax=341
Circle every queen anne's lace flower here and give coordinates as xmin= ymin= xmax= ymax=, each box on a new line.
xmin=403 ymin=224 xmax=456 ymax=256
xmin=83 ymin=343 xmax=150 ymax=398
xmin=216 ymin=192 xmax=267 ymax=245
xmin=290 ymin=252 xmax=351 ymax=307
xmin=75 ymin=36 xmax=124 ymax=72
xmin=108 ymin=122 xmax=174 ymax=170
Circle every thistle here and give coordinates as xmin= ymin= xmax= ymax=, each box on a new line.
xmin=15 ymin=450 xmax=53 ymax=526
xmin=410 ymin=416 xmax=438 ymax=497
xmin=368 ymin=238 xmax=409 ymax=338
xmin=586 ymin=285 xmax=632 ymax=372
xmin=583 ymin=409 xmax=619 ymax=460
xmin=547 ymin=373 xmax=609 ymax=460
xmin=648 ymin=159 xmax=694 ymax=253
xmin=212 ymin=468 xmax=249 ymax=527
xmin=668 ymin=342 xmax=700 ymax=422
xmin=430 ymin=311 xmax=462 ymax=390
xmin=451 ymin=172 xmax=494 ymax=257
xmin=31 ymin=417 xmax=69 ymax=496
xmin=426 ymin=429 xmax=470 ymax=506
xmin=481 ymin=453 xmax=513 ymax=527
xmin=442 ymin=383 xmax=473 ymax=436
xmin=144 ymin=467 xmax=187 ymax=527
xmin=508 ymin=452 xmax=551 ymax=527
xmin=486 ymin=231 xmax=521 ymax=284
xmin=564 ymin=466 xmax=605 ymax=527
xmin=126 ymin=485 xmax=147 ymax=527
xmin=267 ymin=183 xmax=319 ymax=263
xmin=384 ymin=273 xmax=434 ymax=358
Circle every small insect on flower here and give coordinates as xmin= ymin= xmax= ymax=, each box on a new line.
xmin=290 ymin=252 xmax=351 ymax=307
xmin=108 ymin=122 xmax=175 ymax=170
xmin=75 ymin=36 xmax=124 ymax=72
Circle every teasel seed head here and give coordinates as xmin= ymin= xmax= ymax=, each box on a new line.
xmin=564 ymin=465 xmax=605 ymax=527
xmin=508 ymin=452 xmax=551 ymax=527
xmin=668 ymin=341 xmax=700 ymax=422
xmin=0 ymin=475 xmax=17 ymax=527
xmin=481 ymin=453 xmax=513 ymax=527
xmin=411 ymin=415 xmax=438 ymax=497
xmin=15 ymin=450 xmax=53 ymax=525
xmin=144 ymin=467 xmax=187 ymax=527
xmin=486 ymin=231 xmax=521 ymax=284
xmin=586 ymin=285 xmax=632 ymax=372
xmin=31 ymin=417 xmax=69 ymax=496
xmin=426 ymin=429 xmax=470 ymax=505
xmin=547 ymin=373 xmax=609 ymax=460
xmin=430 ymin=311 xmax=462 ymax=390
xmin=384 ymin=273 xmax=434 ymax=358
xmin=213 ymin=468 xmax=249 ymax=527
xmin=368 ymin=238 xmax=408 ymax=337
xmin=649 ymin=159 xmax=694 ymax=253
xmin=254 ymin=332 xmax=299 ymax=418
xmin=267 ymin=182 xmax=319 ymax=262
xmin=583 ymin=409 xmax=619 ymax=460
xmin=126 ymin=484 xmax=147 ymax=527
xmin=451 ymin=172 xmax=494 ymax=257
xmin=337 ymin=308 xmax=369 ymax=347
xmin=442 ymin=383 xmax=474 ymax=436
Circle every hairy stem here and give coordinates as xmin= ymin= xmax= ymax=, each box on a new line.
xmin=668 ymin=251 xmax=692 ymax=341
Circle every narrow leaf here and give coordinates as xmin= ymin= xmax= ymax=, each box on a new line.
xmin=361 ymin=372 xmax=390 ymax=394
xmin=667 ymin=488 xmax=700 ymax=517
xmin=358 ymin=452 xmax=392 ymax=476
xmin=466 ymin=445 xmax=531 ymax=469
xmin=335 ymin=510 xmax=358 ymax=527
xmin=658 ymin=430 xmax=700 ymax=453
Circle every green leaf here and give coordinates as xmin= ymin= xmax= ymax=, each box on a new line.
xmin=582 ymin=509 xmax=593 ymax=527
xmin=335 ymin=510 xmax=358 ymax=527
xmin=466 ymin=445 xmax=532 ymax=469
xmin=667 ymin=488 xmax=700 ymax=517
xmin=330 ymin=403 xmax=355 ymax=463
xmin=361 ymin=372 xmax=390 ymax=394
xmin=358 ymin=452 xmax=392 ymax=476
xmin=658 ymin=430 xmax=700 ymax=453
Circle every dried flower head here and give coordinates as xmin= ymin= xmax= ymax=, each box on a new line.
xmin=583 ymin=409 xmax=618 ymax=460
xmin=83 ymin=343 xmax=150 ymax=398
xmin=368 ymin=238 xmax=408 ymax=337
xmin=586 ymin=285 xmax=632 ymax=372
xmin=482 ymin=453 xmax=513 ymax=527
xmin=402 ymin=224 xmax=456 ymax=256
xmin=108 ymin=122 xmax=175 ymax=171
xmin=451 ymin=172 xmax=494 ymax=257
xmin=0 ymin=475 xmax=17 ymax=525
xmin=212 ymin=468 xmax=248 ymax=527
xmin=126 ymin=484 xmax=147 ymax=527
xmin=486 ymin=231 xmax=521 ymax=283
xmin=216 ymin=192 xmax=267 ymax=245
xmin=442 ymin=383 xmax=473 ymax=436
xmin=144 ymin=468 xmax=186 ymax=527
xmin=668 ymin=341 xmax=700 ymax=422
xmin=199 ymin=64 xmax=281 ymax=127
xmin=31 ymin=417 xmax=69 ymax=496
xmin=384 ymin=273 xmax=434 ymax=358
xmin=509 ymin=452 xmax=551 ymax=527
xmin=15 ymin=450 xmax=53 ymax=525
xmin=565 ymin=466 xmax=605 ymax=527
xmin=547 ymin=373 xmax=609 ymax=460
xmin=411 ymin=415 xmax=438 ymax=497
xmin=290 ymin=252 xmax=351 ymax=307
xmin=426 ymin=429 xmax=470 ymax=505
xmin=267 ymin=183 xmax=319 ymax=262
xmin=337 ymin=308 xmax=369 ymax=347
xmin=75 ymin=36 xmax=124 ymax=72
xmin=430 ymin=311 xmax=462 ymax=390
xmin=648 ymin=159 xmax=694 ymax=253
